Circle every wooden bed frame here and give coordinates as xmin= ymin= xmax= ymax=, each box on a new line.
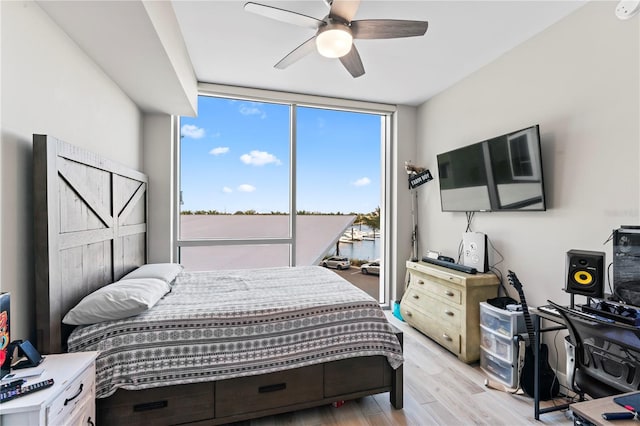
xmin=33 ymin=135 xmax=403 ymax=425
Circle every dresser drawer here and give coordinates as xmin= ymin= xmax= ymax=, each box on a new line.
xmin=408 ymin=262 xmax=465 ymax=285
xmin=216 ymin=365 xmax=323 ymax=417
xmin=47 ymin=362 xmax=95 ymax=425
xmin=402 ymin=308 xmax=461 ymax=355
xmin=63 ymin=395 xmax=95 ymax=426
xmin=409 ymin=273 xmax=462 ymax=305
xmin=427 ymin=321 xmax=461 ymax=355
xmin=402 ymin=288 xmax=462 ymax=328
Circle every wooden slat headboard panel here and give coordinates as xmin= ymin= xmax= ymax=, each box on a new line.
xmin=33 ymin=135 xmax=148 ymax=354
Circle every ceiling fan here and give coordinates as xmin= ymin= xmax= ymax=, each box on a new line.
xmin=244 ymin=0 xmax=429 ymax=78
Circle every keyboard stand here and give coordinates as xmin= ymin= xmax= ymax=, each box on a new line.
xmin=533 ymin=309 xmax=570 ymax=420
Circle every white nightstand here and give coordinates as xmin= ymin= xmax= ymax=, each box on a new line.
xmin=0 ymin=351 xmax=98 ymax=425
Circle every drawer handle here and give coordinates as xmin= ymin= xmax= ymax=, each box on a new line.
xmin=133 ymin=400 xmax=168 ymax=412
xmin=259 ymin=383 xmax=286 ymax=393
xmin=87 ymin=417 xmax=95 ymax=426
xmin=404 ymin=311 xmax=412 ymax=317
xmin=442 ymin=333 xmax=453 ymax=342
xmin=412 ymin=294 xmax=419 ymax=299
xmin=417 ymin=280 xmax=425 ymax=285
xmin=444 ymin=290 xmax=454 ymax=297
xmin=444 ymin=310 xmax=454 ymax=316
xmin=64 ymin=383 xmax=83 ymax=406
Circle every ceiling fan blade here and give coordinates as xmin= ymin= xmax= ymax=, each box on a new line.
xmin=329 ymin=0 xmax=361 ymax=22
xmin=351 ymin=19 xmax=428 ymax=39
xmin=339 ymin=44 xmax=365 ymax=78
xmin=274 ymin=36 xmax=318 ymax=69
xmin=244 ymin=2 xmax=323 ymax=30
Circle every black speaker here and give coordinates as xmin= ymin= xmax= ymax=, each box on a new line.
xmin=565 ymin=249 xmax=605 ymax=297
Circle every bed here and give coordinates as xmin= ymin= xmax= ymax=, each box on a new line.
xmin=33 ymin=134 xmax=404 ymax=425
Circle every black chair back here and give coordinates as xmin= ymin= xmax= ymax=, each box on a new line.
xmin=549 ymin=301 xmax=640 ymax=397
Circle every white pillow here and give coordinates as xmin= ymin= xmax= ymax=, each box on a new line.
xmin=121 ymin=263 xmax=183 ymax=285
xmin=62 ymin=278 xmax=171 ymax=325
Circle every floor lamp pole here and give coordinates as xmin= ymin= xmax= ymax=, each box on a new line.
xmin=405 ymin=163 xmax=432 ymax=263
xmin=411 ymin=188 xmax=418 ymax=262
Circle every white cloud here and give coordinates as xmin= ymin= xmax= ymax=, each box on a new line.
xmin=210 ymin=146 xmax=229 ymax=155
xmin=352 ymin=177 xmax=371 ymax=187
xmin=222 ymin=186 xmax=232 ymax=193
xmin=240 ymin=150 xmax=282 ymax=166
xmin=239 ymin=104 xmax=267 ymax=119
xmin=238 ymin=184 xmax=256 ymax=192
xmin=181 ymin=124 xmax=205 ymax=139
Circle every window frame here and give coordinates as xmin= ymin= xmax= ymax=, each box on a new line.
xmin=174 ymin=83 xmax=396 ymax=304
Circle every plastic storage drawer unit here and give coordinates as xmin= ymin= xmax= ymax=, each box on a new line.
xmin=479 ymin=301 xmax=526 ymax=337
xmin=479 ymin=301 xmax=526 ymax=388
xmin=480 ymin=348 xmax=517 ymax=388
xmin=480 ymin=324 xmax=517 ymax=360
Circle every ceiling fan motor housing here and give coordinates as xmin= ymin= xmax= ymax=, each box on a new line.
xmin=316 ymin=20 xmax=353 ymax=58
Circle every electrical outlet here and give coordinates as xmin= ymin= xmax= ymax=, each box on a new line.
xmin=615 ymin=0 xmax=640 ymax=20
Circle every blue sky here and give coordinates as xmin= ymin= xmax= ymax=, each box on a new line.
xmin=180 ymin=96 xmax=381 ymax=214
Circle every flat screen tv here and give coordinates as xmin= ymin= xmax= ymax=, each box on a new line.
xmin=436 ymin=125 xmax=546 ymax=212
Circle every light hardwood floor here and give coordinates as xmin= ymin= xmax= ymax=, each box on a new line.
xmin=245 ymin=312 xmax=575 ymax=426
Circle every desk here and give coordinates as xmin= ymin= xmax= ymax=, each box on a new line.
xmin=571 ymin=393 xmax=638 ymax=426
xmin=533 ymin=309 xmax=569 ymax=420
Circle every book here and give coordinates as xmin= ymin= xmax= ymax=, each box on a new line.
xmin=613 ymin=392 xmax=640 ymax=412
xmin=0 ymin=292 xmax=10 ymax=379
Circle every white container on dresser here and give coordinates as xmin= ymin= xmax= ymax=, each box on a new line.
xmin=0 ymin=351 xmax=98 ymax=426
xmin=479 ymin=301 xmax=527 ymax=388
xmin=400 ymin=261 xmax=499 ymax=363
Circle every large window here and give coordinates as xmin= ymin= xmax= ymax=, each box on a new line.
xmin=177 ymin=90 xmax=390 ymax=302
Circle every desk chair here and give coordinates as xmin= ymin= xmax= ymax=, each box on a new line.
xmin=551 ymin=302 xmax=640 ymax=398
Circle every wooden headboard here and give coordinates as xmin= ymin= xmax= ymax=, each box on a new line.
xmin=33 ymin=135 xmax=148 ymax=354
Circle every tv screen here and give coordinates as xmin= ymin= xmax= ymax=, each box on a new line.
xmin=437 ymin=125 xmax=546 ymax=212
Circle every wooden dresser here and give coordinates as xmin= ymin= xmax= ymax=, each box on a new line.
xmin=400 ymin=261 xmax=499 ymax=363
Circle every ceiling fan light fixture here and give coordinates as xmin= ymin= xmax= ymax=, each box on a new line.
xmin=316 ymin=23 xmax=353 ymax=58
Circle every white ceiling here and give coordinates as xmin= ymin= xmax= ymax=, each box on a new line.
xmin=172 ymin=0 xmax=587 ymax=106
xmin=38 ymin=0 xmax=589 ymax=112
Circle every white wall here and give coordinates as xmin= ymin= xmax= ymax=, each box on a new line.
xmin=0 ymin=1 xmax=143 ymax=342
xmin=390 ymin=105 xmax=418 ymax=302
xmin=143 ymin=114 xmax=175 ymax=263
xmin=416 ymin=1 xmax=639 ymax=371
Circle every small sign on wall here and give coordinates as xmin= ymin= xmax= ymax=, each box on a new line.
xmin=408 ymin=169 xmax=433 ymax=189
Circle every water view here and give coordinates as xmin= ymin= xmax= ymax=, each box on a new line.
xmin=328 ymin=225 xmax=381 ymax=262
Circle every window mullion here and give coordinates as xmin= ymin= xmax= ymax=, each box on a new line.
xmin=290 ymin=104 xmax=297 ymax=266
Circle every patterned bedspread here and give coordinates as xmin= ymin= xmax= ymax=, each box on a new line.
xmin=67 ymin=266 xmax=404 ymax=398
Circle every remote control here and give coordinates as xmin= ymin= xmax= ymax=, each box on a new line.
xmin=602 ymin=411 xmax=635 ymax=420
xmin=0 ymin=378 xmax=54 ymax=403
xmin=1 ymin=378 xmax=25 ymax=391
